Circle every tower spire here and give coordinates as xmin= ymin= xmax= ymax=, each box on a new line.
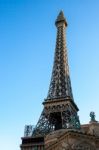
xmin=55 ymin=10 xmax=67 ymax=26
xmin=47 ymin=11 xmax=73 ymax=100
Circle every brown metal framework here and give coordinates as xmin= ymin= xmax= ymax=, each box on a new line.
xmin=32 ymin=11 xmax=80 ymax=138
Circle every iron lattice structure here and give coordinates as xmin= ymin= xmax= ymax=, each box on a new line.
xmin=32 ymin=11 xmax=80 ymax=137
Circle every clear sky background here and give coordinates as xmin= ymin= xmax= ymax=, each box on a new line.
xmin=0 ymin=0 xmax=99 ymax=150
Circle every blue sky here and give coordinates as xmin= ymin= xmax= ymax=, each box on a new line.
xmin=0 ymin=0 xmax=99 ymax=150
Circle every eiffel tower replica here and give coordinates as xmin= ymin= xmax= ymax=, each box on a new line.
xmin=20 ymin=11 xmax=80 ymax=150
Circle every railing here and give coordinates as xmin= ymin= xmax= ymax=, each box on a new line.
xmin=24 ymin=125 xmax=35 ymax=137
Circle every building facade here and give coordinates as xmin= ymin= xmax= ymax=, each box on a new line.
xmin=20 ymin=11 xmax=99 ymax=150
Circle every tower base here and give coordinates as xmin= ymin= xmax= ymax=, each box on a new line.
xmin=20 ymin=122 xmax=99 ymax=150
